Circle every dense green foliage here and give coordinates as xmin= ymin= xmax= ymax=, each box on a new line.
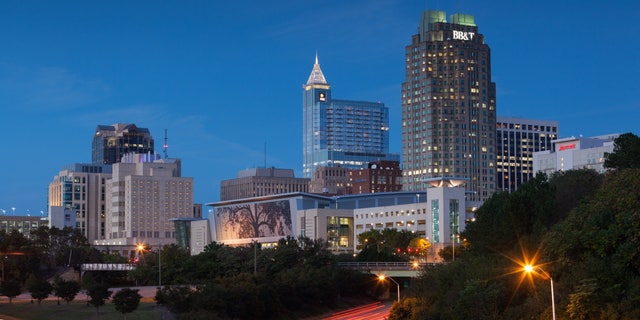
xmin=112 ymin=288 xmax=142 ymax=319
xmin=87 ymin=283 xmax=112 ymax=315
xmin=26 ymin=274 xmax=52 ymax=305
xmin=0 ymin=279 xmax=22 ymax=303
xmin=53 ymin=277 xmax=81 ymax=305
xmin=604 ymin=132 xmax=640 ymax=169
xmin=356 ymin=228 xmax=419 ymax=262
xmin=392 ymin=167 xmax=640 ymax=319
xmin=135 ymin=236 xmax=379 ymax=319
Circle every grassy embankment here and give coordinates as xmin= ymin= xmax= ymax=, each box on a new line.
xmin=0 ymin=297 xmax=168 ymax=320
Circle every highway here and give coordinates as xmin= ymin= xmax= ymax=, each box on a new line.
xmin=321 ymin=301 xmax=392 ymax=320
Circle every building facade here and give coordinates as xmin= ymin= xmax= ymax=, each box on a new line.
xmin=92 ymin=123 xmax=155 ymax=164
xmin=533 ymin=134 xmax=618 ymax=175
xmin=47 ymin=163 xmax=112 ymax=243
xmin=220 ymin=167 xmax=310 ymax=201
xmin=303 ymin=55 xmax=399 ymax=178
xmin=207 ymin=190 xmax=468 ymax=255
xmin=353 ymin=187 xmax=466 ymax=262
xmin=308 ymin=165 xmax=352 ymax=195
xmin=350 ymin=160 xmax=403 ymax=194
xmin=496 ymin=117 xmax=558 ymax=192
xmin=401 ymin=10 xmax=497 ymax=202
xmin=0 ymin=215 xmax=48 ymax=239
xmin=95 ymin=153 xmax=194 ymax=256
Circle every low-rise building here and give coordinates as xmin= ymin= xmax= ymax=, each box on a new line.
xmin=533 ymin=134 xmax=618 ymax=175
xmin=220 ymin=167 xmax=309 ymax=201
xmin=206 ymin=187 xmax=469 ymax=255
xmin=0 ymin=215 xmax=48 ymax=238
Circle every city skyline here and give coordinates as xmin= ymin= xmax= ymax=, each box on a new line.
xmin=1 ymin=1 xmax=638 ymax=215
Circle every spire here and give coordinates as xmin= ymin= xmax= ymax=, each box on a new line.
xmin=306 ymin=52 xmax=328 ymax=85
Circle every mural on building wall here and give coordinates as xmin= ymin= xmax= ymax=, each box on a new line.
xmin=215 ymin=200 xmax=292 ymax=240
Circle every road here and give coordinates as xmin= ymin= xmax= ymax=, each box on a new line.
xmin=320 ymin=301 xmax=392 ymax=320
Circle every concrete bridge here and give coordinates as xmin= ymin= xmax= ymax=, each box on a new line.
xmin=80 ymin=263 xmax=136 ymax=278
xmin=336 ymin=261 xmax=434 ymax=278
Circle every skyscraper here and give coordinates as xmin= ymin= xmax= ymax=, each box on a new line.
xmin=303 ymin=55 xmax=399 ymax=179
xmin=96 ymin=153 xmax=194 ymax=253
xmin=92 ymin=123 xmax=155 ymax=164
xmin=48 ymin=163 xmax=112 ymax=243
xmin=401 ymin=10 xmax=497 ymax=202
xmin=496 ymin=117 xmax=558 ymax=192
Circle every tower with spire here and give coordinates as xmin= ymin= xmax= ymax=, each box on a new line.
xmin=302 ymin=54 xmax=399 ymax=179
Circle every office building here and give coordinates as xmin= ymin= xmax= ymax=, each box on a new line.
xmin=303 ymin=55 xmax=399 ymax=179
xmin=0 ymin=215 xmax=48 ymax=239
xmin=49 ymin=206 xmax=76 ymax=229
xmin=94 ymin=153 xmax=194 ymax=256
xmin=207 ymin=189 xmax=468 ymax=254
xmin=220 ymin=167 xmax=310 ymax=201
xmin=401 ymin=10 xmax=497 ymax=202
xmin=533 ymin=134 xmax=618 ymax=175
xmin=353 ymin=186 xmax=466 ymax=261
xmin=92 ymin=123 xmax=154 ymax=164
xmin=47 ymin=163 xmax=112 ymax=243
xmin=308 ymin=165 xmax=352 ymax=195
xmin=496 ymin=117 xmax=558 ymax=192
xmin=350 ymin=160 xmax=403 ymax=194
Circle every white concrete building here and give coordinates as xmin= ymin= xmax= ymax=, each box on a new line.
xmin=48 ymin=163 xmax=112 ymax=243
xmin=533 ymin=134 xmax=618 ymax=176
xmin=207 ymin=189 xmax=469 ymax=255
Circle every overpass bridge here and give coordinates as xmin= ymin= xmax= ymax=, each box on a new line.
xmin=336 ymin=261 xmax=435 ymax=278
xmin=80 ymin=263 xmax=136 ymax=278
xmin=78 ymin=262 xmax=430 ymax=278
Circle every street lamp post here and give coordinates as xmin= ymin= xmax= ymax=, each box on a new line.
xmin=378 ymin=275 xmax=400 ymax=303
xmin=136 ymin=243 xmax=161 ymax=287
xmin=452 ymin=233 xmax=459 ymax=261
xmin=524 ymin=265 xmax=556 ymax=320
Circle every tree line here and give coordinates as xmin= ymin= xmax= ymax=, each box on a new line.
xmin=388 ymin=132 xmax=640 ymax=319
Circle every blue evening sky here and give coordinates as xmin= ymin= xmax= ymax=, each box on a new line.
xmin=1 ymin=0 xmax=638 ymax=216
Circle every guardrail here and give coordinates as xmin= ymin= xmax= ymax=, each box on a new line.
xmin=336 ymin=261 xmax=436 ymax=270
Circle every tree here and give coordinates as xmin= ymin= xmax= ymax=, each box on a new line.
xmin=407 ymin=237 xmax=432 ymax=261
xmin=155 ymin=285 xmax=193 ymax=314
xmin=356 ymin=228 xmax=417 ymax=262
xmin=604 ymin=132 xmax=640 ymax=169
xmin=0 ymin=279 xmax=21 ymax=304
xmin=388 ymin=297 xmax=422 ymax=320
xmin=543 ymin=168 xmax=640 ymax=318
xmin=113 ymin=288 xmax=141 ymax=320
xmin=27 ymin=276 xmax=52 ymax=305
xmin=53 ymin=278 xmax=80 ymax=305
xmin=87 ymin=283 xmax=112 ymax=315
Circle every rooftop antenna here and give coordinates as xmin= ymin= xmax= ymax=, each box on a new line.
xmin=163 ymin=129 xmax=169 ymax=159
xmin=264 ymin=141 xmax=267 ymax=168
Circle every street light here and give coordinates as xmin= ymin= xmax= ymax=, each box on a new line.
xmin=452 ymin=233 xmax=459 ymax=261
xmin=524 ymin=264 xmax=556 ymax=320
xmin=378 ymin=275 xmax=400 ymax=303
xmin=157 ymin=246 xmax=162 ymax=287
xmin=135 ymin=243 xmax=161 ymax=286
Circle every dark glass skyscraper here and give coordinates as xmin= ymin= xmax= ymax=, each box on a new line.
xmin=92 ymin=123 xmax=155 ymax=164
xmin=401 ymin=10 xmax=497 ymax=202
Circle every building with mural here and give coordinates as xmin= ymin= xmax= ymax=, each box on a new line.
xmin=206 ymin=188 xmax=471 ymax=255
